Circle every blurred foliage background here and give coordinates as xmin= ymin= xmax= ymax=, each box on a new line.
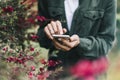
xmin=107 ymin=0 xmax=120 ymax=80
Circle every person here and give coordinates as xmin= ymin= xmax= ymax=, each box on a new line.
xmin=37 ymin=0 xmax=116 ymax=80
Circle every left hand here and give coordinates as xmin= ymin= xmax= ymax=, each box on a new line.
xmin=62 ymin=34 xmax=80 ymax=49
xmin=53 ymin=34 xmax=80 ymax=51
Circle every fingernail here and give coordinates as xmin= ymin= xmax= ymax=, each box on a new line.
xmin=51 ymin=36 xmax=53 ymax=40
xmin=60 ymin=31 xmax=63 ymax=34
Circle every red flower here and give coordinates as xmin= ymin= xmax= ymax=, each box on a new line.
xmin=37 ymin=71 xmax=50 ymax=80
xmin=70 ymin=57 xmax=108 ymax=79
xmin=48 ymin=60 xmax=57 ymax=67
xmin=40 ymin=59 xmax=47 ymax=65
xmin=31 ymin=35 xmax=39 ymax=39
xmin=84 ymin=76 xmax=95 ymax=80
xmin=31 ymin=66 xmax=35 ymax=71
xmin=43 ymin=71 xmax=51 ymax=78
xmin=2 ymin=47 xmax=8 ymax=51
xmin=94 ymin=57 xmax=108 ymax=74
xmin=30 ymin=47 xmax=34 ymax=51
xmin=70 ymin=60 xmax=94 ymax=77
xmin=37 ymin=74 xmax=44 ymax=80
xmin=28 ymin=72 xmax=33 ymax=79
xmin=36 ymin=16 xmax=46 ymax=22
xmin=2 ymin=6 xmax=14 ymax=13
xmin=6 ymin=57 xmax=14 ymax=62
xmin=39 ymin=67 xmax=44 ymax=72
xmin=27 ymin=18 xmax=35 ymax=24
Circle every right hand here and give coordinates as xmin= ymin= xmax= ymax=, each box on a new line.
xmin=44 ymin=20 xmax=67 ymax=40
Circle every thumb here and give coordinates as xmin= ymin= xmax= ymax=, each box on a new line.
xmin=63 ymin=28 xmax=67 ymax=34
xmin=70 ymin=35 xmax=79 ymax=42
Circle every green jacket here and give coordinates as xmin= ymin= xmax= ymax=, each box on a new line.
xmin=37 ymin=0 xmax=116 ymax=65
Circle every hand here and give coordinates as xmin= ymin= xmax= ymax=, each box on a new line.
xmin=52 ymin=39 xmax=71 ymax=51
xmin=53 ymin=34 xmax=80 ymax=51
xmin=61 ymin=34 xmax=80 ymax=50
xmin=44 ymin=20 xmax=67 ymax=40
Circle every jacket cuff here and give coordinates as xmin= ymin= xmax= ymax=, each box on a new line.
xmin=75 ymin=38 xmax=99 ymax=58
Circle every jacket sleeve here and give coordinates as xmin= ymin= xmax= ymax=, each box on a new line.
xmin=75 ymin=0 xmax=116 ymax=58
xmin=37 ymin=0 xmax=52 ymax=49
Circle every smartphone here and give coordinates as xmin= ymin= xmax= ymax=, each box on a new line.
xmin=52 ymin=34 xmax=70 ymax=39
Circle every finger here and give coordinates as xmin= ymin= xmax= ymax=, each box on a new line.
xmin=70 ymin=35 xmax=80 ymax=46
xmin=56 ymin=20 xmax=63 ymax=34
xmin=44 ymin=26 xmax=53 ymax=40
xmin=70 ymin=35 xmax=79 ymax=41
xmin=51 ymin=21 xmax=58 ymax=34
xmin=61 ymin=38 xmax=74 ymax=48
xmin=63 ymin=28 xmax=67 ymax=34
xmin=53 ymin=39 xmax=71 ymax=51
xmin=54 ymin=44 xmax=60 ymax=50
xmin=70 ymin=40 xmax=79 ymax=47
xmin=62 ymin=38 xmax=79 ymax=48
xmin=47 ymin=23 xmax=55 ymax=34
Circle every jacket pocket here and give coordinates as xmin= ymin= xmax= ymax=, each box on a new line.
xmin=83 ymin=10 xmax=104 ymax=20
xmin=74 ymin=10 xmax=104 ymax=36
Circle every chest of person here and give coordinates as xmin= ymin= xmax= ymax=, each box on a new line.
xmin=47 ymin=0 xmax=105 ymax=36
